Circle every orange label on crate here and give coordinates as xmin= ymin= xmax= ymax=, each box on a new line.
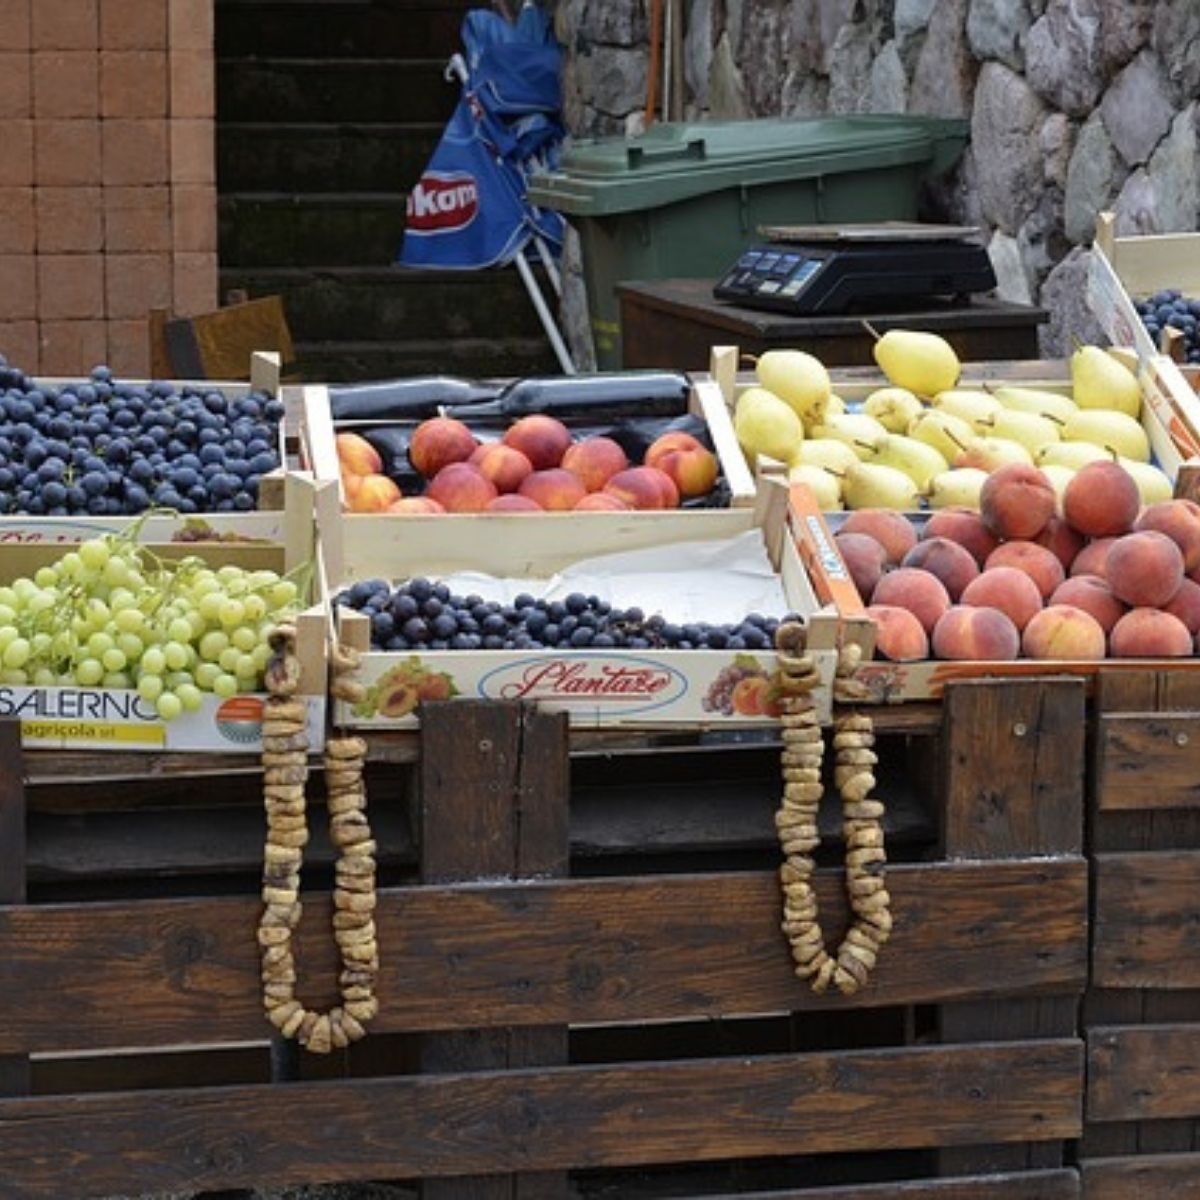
xmin=787 ymin=483 xmax=866 ymax=617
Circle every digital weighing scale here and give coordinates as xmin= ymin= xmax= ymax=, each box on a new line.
xmin=712 ymin=222 xmax=997 ymax=316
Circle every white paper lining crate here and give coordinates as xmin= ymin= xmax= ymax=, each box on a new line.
xmin=1087 ymin=211 xmax=1200 ymax=415
xmin=0 ymin=473 xmax=327 ymax=753
xmin=296 ymin=373 xmax=756 ymax=519
xmin=321 ymin=481 xmax=847 ymax=729
xmin=0 ymin=352 xmax=307 ymax=545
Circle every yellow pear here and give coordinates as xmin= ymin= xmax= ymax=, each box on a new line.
xmin=792 ymin=437 xmax=861 ymax=474
xmin=1061 ymin=409 xmax=1150 ymax=462
xmin=787 ymin=463 xmax=843 ymax=510
xmin=991 ymin=385 xmax=1078 ymax=424
xmin=954 ymin=436 xmax=1034 ymax=471
xmin=755 ymin=349 xmax=832 ymax=424
xmin=932 ymin=388 xmax=1003 ymax=431
xmin=1118 ymin=457 xmax=1173 ymax=504
xmin=825 ymin=394 xmax=846 ymax=417
xmin=872 ymin=329 xmax=960 ymax=396
xmin=869 ymin=433 xmax=948 ymax=490
xmin=926 ymin=467 xmax=988 ymax=509
xmin=908 ymin=408 xmax=975 ymax=462
xmin=1036 ymin=440 xmax=1110 ymax=470
xmin=977 ymin=408 xmax=1062 ymax=453
xmin=811 ymin=412 xmax=889 ymax=461
xmin=842 ymin=461 xmax=920 ymax=510
xmin=1071 ymin=344 xmax=1142 ymax=417
xmin=734 ymin=386 xmax=804 ymax=465
xmin=1039 ymin=464 xmax=1076 ymax=513
xmin=863 ymin=387 xmax=924 ymax=433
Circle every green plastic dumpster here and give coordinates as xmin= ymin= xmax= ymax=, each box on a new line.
xmin=528 ymin=115 xmax=969 ymax=368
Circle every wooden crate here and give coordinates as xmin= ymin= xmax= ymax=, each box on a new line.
xmin=1079 ymin=670 xmax=1200 ymax=1198
xmin=0 ymin=677 xmax=1087 ymax=1199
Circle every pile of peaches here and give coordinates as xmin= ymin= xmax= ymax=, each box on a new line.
xmin=836 ymin=459 xmax=1200 ymax=662
xmin=337 ymin=413 xmax=719 ymax=514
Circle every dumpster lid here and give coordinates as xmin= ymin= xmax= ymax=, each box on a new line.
xmin=528 ymin=115 xmax=968 ymax=216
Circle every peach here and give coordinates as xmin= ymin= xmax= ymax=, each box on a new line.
xmin=1163 ymin=576 xmax=1200 ymax=635
xmin=561 ymin=436 xmax=629 ymax=492
xmin=574 ymin=493 xmax=631 ymax=512
xmin=901 ymin=537 xmax=980 ymax=602
xmin=349 ymin=472 xmax=402 ymax=513
xmin=341 ymin=469 xmax=363 ymax=503
xmin=1036 ymin=516 xmax=1086 ymax=571
xmin=921 ymin=506 xmax=998 ymax=567
xmin=409 ymin=417 xmax=478 ymax=478
xmin=1106 ymin=530 xmax=1185 ymax=608
xmin=1050 ymin=575 xmax=1126 ymax=634
xmin=657 ymin=445 xmax=719 ymax=499
xmin=870 ymin=567 xmax=951 ymax=636
xmin=1110 ymin=608 xmax=1193 ymax=658
xmin=731 ymin=675 xmax=769 ymax=716
xmin=502 ymin=414 xmax=572 ymax=469
xmin=984 ymin=541 xmax=1065 ymax=600
xmin=336 ymin=431 xmax=382 ymax=477
xmin=645 ymin=431 xmax=705 ymax=470
xmin=1134 ymin=499 xmax=1200 ymax=572
xmin=835 ymin=532 xmax=888 ymax=602
xmin=486 ymin=494 xmax=543 ymax=513
xmin=1063 ymin=460 xmax=1140 ymax=537
xmin=1021 ymin=604 xmax=1107 ymax=660
xmin=603 ymin=466 xmax=677 ymax=511
xmin=1070 ymin=537 xmax=1116 ymax=579
xmin=839 ymin=509 xmax=918 ymax=566
xmin=864 ymin=604 xmax=929 ymax=662
xmin=931 ymin=605 xmax=1021 ymax=661
xmin=960 ymin=566 xmax=1043 ymax=632
xmin=517 ymin=468 xmax=588 ymax=511
xmin=470 ymin=443 xmax=533 ymax=493
xmin=424 ymin=462 xmax=498 ymax=513
xmin=980 ymin=462 xmax=1057 ymax=540
xmin=387 ymin=496 xmax=446 ymax=514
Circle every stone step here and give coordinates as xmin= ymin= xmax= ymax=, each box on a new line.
xmin=294 ymin=335 xmax=556 ymax=382
xmin=216 ymin=0 xmax=471 ymax=61
xmin=218 ymin=121 xmax=439 ymax=193
xmin=222 ymin=265 xmax=549 ymax=342
xmin=219 ymin=192 xmax=408 ymax=267
xmin=216 ymin=58 xmax=459 ymax=125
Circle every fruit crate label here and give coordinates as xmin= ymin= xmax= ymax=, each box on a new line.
xmin=0 ymin=512 xmax=285 ymax=545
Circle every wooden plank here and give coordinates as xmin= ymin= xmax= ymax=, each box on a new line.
xmin=695 ymin=1169 xmax=1080 ymax=1199
xmin=1093 ymin=851 xmax=1200 ymax=990
xmin=0 ymin=723 xmax=29 ymax=1096
xmin=0 ymin=859 xmax=1086 ymax=1055
xmin=1138 ymin=992 xmax=1200 ymax=1154
xmin=1094 ymin=714 xmax=1200 ymax=810
xmin=1088 ymin=1024 xmax=1200 ymax=1123
xmin=417 ymin=700 xmax=570 ymax=1200
xmin=1079 ymin=991 xmax=1144 ymax=1158
xmin=0 ymin=1040 xmax=1083 ymax=1199
xmin=1082 ymin=1152 xmax=1200 ymax=1199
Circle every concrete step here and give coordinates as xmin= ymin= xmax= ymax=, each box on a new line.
xmin=222 ymin=265 xmax=549 ymax=342
xmin=216 ymin=58 xmax=459 ymax=125
xmin=217 ymin=121 xmax=438 ymax=193
xmin=216 ymin=0 xmax=471 ymax=61
xmin=294 ymin=335 xmax=556 ymax=382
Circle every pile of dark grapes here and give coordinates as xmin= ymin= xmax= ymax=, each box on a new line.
xmin=1135 ymin=290 xmax=1200 ymax=364
xmin=336 ymin=577 xmax=795 ymax=653
xmin=0 ymin=354 xmax=284 ymax=517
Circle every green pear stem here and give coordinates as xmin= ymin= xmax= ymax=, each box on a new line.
xmin=1046 ymin=413 xmax=1065 ymax=426
xmin=945 ymin=429 xmax=970 ymax=452
xmin=861 ymin=320 xmax=883 ymax=342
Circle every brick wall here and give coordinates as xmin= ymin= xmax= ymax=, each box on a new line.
xmin=0 ymin=0 xmax=217 ymax=378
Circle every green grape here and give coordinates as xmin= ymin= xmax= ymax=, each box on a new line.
xmin=167 ymin=617 xmax=193 ymax=644
xmin=87 ymin=631 xmax=115 ymax=658
xmin=231 ymin=626 xmax=258 ymax=652
xmin=125 ymin=570 xmax=146 ymax=592
xmin=140 ymin=647 xmax=167 ymax=675
xmin=116 ymin=632 xmax=143 ymax=661
xmin=102 ymin=557 xmax=130 ymax=588
xmin=237 ymin=674 xmax=258 ymax=693
xmin=102 ymin=671 xmax=130 ymax=690
xmin=243 ymin=594 xmax=267 ymax=622
xmin=75 ymin=658 xmax=104 ymax=686
xmin=57 ymin=553 xmax=82 ymax=580
xmin=27 ymin=590 xmax=55 ymax=615
xmin=251 ymin=642 xmax=271 ymax=671
xmin=30 ymin=632 xmax=51 ymax=656
xmin=218 ymin=646 xmax=241 ymax=673
xmin=194 ymin=662 xmax=221 ymax=690
xmin=12 ymin=578 xmax=36 ymax=601
xmin=224 ymin=575 xmax=248 ymax=598
xmin=166 ymin=670 xmax=193 ymax=689
xmin=156 ymin=693 xmax=183 ymax=721
xmin=32 ymin=667 xmax=57 ymax=687
xmin=216 ymin=565 xmax=242 ymax=583
xmin=192 ymin=575 xmax=221 ymax=598
xmin=108 ymin=588 xmax=136 ymax=611
xmin=0 ymin=628 xmax=17 ymax=652
xmin=137 ymin=674 xmax=164 ymax=702
xmin=86 ymin=598 xmax=111 ymax=626
xmin=186 ymin=611 xmax=206 ymax=638
xmin=176 ymin=683 xmax=203 ymax=712
xmin=198 ymin=592 xmax=225 ymax=622
xmin=115 ymin=607 xmax=145 ymax=634
xmin=0 ymin=668 xmax=27 ymax=686
xmin=163 ymin=641 xmax=189 ymax=672
xmin=234 ymin=653 xmax=257 ymax=680
xmin=34 ymin=566 xmax=58 ymax=588
xmin=101 ymin=648 xmax=127 ymax=673
xmin=212 ymin=673 xmax=238 ymax=699
xmin=249 ymin=569 xmax=280 ymax=589
xmin=2 ymin=638 xmax=30 ymax=669
xmin=199 ymin=630 xmax=229 ymax=661
xmin=78 ymin=540 xmax=110 ymax=570
xmin=270 ymin=581 xmax=298 ymax=609
xmin=0 ymin=604 xmax=14 ymax=626
xmin=218 ymin=598 xmax=246 ymax=628
xmin=0 ymin=586 xmax=17 ymax=607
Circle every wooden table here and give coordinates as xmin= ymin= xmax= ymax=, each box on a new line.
xmin=617 ymin=277 xmax=1048 ymax=370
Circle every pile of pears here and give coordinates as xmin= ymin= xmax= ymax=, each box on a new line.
xmin=732 ymin=329 xmax=1170 ymax=513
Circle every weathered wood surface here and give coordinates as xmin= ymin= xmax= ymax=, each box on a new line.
xmin=0 ymin=1039 xmax=1082 ymax=1199
xmin=1088 ymin=1024 xmax=1200 ymax=1124
xmin=1082 ymin=1152 xmax=1200 ymax=1199
xmin=0 ymin=858 xmax=1086 ymax=1055
xmin=709 ymin=1169 xmax=1080 ymax=1199
xmin=1094 ymin=714 xmax=1200 ymax=811
xmin=1093 ymin=851 xmax=1200 ymax=990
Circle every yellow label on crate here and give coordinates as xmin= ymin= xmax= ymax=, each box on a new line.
xmin=19 ymin=720 xmax=166 ymax=746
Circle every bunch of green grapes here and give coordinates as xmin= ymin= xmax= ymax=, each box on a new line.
xmin=0 ymin=534 xmax=305 ymax=721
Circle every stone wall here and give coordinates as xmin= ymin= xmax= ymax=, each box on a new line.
xmin=553 ymin=0 xmax=1200 ymax=359
xmin=0 ymin=0 xmax=218 ymax=378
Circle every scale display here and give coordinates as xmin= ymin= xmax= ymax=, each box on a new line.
xmin=713 ymin=228 xmax=997 ymax=316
